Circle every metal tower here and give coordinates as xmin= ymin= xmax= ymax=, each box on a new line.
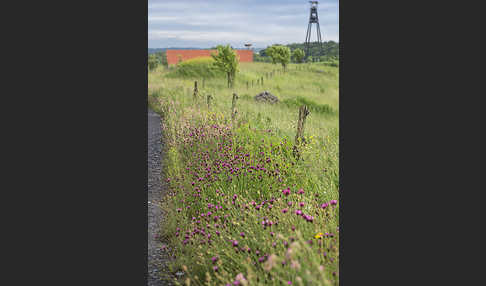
xmin=304 ymin=1 xmax=324 ymax=60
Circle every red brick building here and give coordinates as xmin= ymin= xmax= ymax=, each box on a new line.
xmin=166 ymin=49 xmax=253 ymax=65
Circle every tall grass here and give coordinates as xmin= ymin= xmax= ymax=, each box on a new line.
xmin=149 ymin=61 xmax=339 ymax=285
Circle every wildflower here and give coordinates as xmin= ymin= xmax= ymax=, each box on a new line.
xmin=315 ymin=232 xmax=324 ymax=239
xmin=299 ymin=202 xmax=305 ymax=207
xmin=213 ymin=266 xmax=218 ymax=272
xmin=287 ymin=282 xmax=292 ymax=285
xmin=290 ymin=260 xmax=301 ymax=269
xmin=240 ymin=232 xmax=245 ymax=237
xmin=263 ymin=254 xmax=278 ymax=271
xmin=232 ymin=240 xmax=239 ymax=247
xmin=235 ymin=273 xmax=247 ymax=285
xmin=282 ymin=188 xmax=290 ymax=196
xmin=330 ymin=200 xmax=338 ymax=205
xmin=297 ymin=189 xmax=304 ymax=195
xmin=304 ymin=215 xmax=314 ymax=222
xmin=291 ymin=226 xmax=296 ymax=231
xmin=295 ymin=210 xmax=303 ymax=216
xmin=287 ymin=202 xmax=292 ymax=206
xmin=320 ymin=203 xmax=329 ymax=209
xmin=282 ymin=208 xmax=288 ymax=214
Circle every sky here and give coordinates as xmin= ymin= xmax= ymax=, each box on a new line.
xmin=148 ymin=0 xmax=339 ymax=48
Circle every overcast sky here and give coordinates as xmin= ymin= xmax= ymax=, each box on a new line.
xmin=148 ymin=0 xmax=339 ymax=48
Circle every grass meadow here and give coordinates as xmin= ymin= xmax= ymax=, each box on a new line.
xmin=148 ymin=58 xmax=339 ymax=285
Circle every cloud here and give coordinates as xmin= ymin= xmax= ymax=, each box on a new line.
xmin=148 ymin=0 xmax=339 ymax=48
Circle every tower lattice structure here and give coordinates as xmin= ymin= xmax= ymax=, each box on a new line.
xmin=304 ymin=1 xmax=324 ymax=60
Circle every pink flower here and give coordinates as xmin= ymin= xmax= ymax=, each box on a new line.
xmin=330 ymin=200 xmax=338 ymax=205
xmin=282 ymin=188 xmax=291 ymax=196
xmin=297 ymin=189 xmax=304 ymax=194
xmin=282 ymin=208 xmax=288 ymax=214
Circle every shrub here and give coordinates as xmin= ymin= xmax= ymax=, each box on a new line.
xmin=281 ymin=97 xmax=336 ymax=115
xmin=166 ymin=57 xmax=225 ymax=79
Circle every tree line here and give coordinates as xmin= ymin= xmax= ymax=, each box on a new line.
xmin=256 ymin=41 xmax=338 ymax=63
xmin=148 ymin=41 xmax=339 ymax=71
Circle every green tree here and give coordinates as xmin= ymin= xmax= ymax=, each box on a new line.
xmin=154 ymin=51 xmax=168 ymax=67
xmin=211 ymin=45 xmax=239 ymax=88
xmin=267 ymin=45 xmax=291 ymax=71
xmin=148 ymin=54 xmax=158 ymax=71
xmin=292 ymin=48 xmax=305 ymax=63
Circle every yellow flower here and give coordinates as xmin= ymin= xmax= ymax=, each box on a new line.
xmin=314 ymin=232 xmax=324 ymax=239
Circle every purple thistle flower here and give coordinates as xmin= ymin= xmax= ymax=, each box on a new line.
xmin=232 ymin=240 xmax=238 ymax=247
xmin=295 ymin=210 xmax=303 ymax=216
xmin=240 ymin=232 xmax=245 ymax=237
xmin=213 ymin=266 xmax=218 ymax=272
xmin=282 ymin=188 xmax=291 ymax=196
xmin=282 ymin=208 xmax=288 ymax=213
xmin=330 ymin=200 xmax=338 ymax=205
xmin=321 ymin=203 xmax=329 ymax=209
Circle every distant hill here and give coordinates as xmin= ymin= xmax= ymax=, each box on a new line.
xmin=148 ymin=47 xmax=265 ymax=54
xmin=148 ymin=48 xmax=201 ymax=54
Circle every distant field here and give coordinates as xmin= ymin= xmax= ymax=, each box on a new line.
xmin=149 ymin=61 xmax=338 ymax=138
xmin=149 ymin=59 xmax=339 ymax=285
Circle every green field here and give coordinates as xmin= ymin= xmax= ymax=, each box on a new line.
xmin=149 ymin=58 xmax=339 ymax=285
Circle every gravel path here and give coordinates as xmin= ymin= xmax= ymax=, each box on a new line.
xmin=148 ymin=109 xmax=169 ymax=286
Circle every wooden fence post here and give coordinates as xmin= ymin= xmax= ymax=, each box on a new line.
xmin=293 ymin=105 xmax=310 ymax=159
xmin=261 ymin=76 xmax=264 ymax=86
xmin=193 ymin=81 xmax=198 ymax=101
xmin=231 ymin=93 xmax=238 ymax=123
xmin=207 ymin=94 xmax=213 ymax=110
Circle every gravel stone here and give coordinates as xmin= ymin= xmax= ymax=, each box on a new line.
xmin=148 ymin=109 xmax=171 ymax=286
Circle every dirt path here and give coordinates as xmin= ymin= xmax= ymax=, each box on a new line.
xmin=148 ymin=109 xmax=169 ymax=285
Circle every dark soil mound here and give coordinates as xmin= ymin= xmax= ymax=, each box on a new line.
xmin=254 ymin=91 xmax=279 ymax=104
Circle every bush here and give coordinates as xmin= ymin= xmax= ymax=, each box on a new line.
xmin=148 ymin=54 xmax=159 ymax=71
xmin=281 ymin=97 xmax=336 ymax=115
xmin=166 ymin=57 xmax=225 ymax=79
